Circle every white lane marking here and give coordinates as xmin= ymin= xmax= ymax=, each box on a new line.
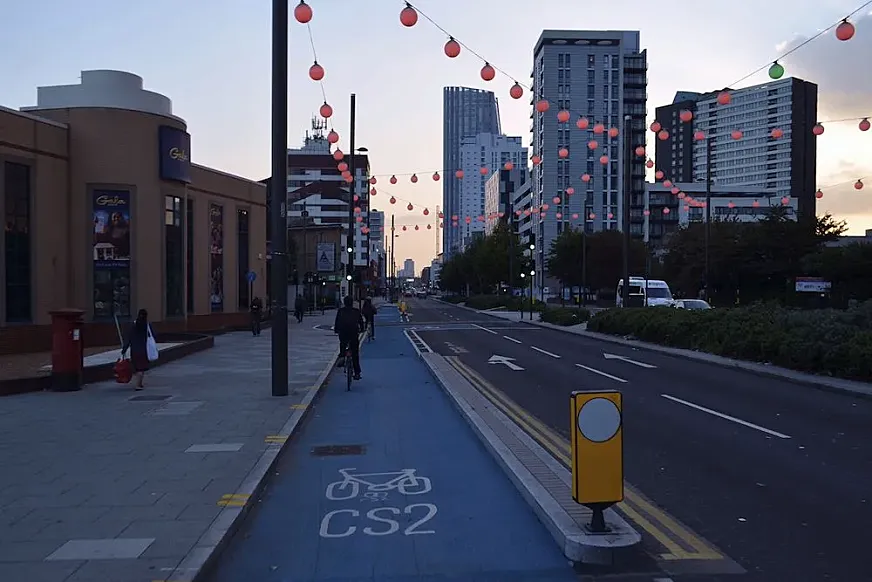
xmin=661 ymin=394 xmax=791 ymax=439
xmin=503 ymin=335 xmax=522 ymax=344
xmin=575 ymin=364 xmax=628 ymax=383
xmin=531 ymin=346 xmax=561 ymax=359
xmin=603 ymin=352 xmax=657 ymax=368
xmin=471 ymin=324 xmax=498 ymax=335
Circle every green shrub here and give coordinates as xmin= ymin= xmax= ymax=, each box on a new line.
xmin=440 ymin=295 xmax=465 ymax=304
xmin=540 ymin=307 xmax=591 ymax=326
xmin=464 ymin=294 xmax=545 ymax=312
xmin=586 ymin=303 xmax=872 ymax=382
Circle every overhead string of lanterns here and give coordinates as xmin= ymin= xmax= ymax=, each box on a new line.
xmin=295 ymin=0 xmax=868 ymax=224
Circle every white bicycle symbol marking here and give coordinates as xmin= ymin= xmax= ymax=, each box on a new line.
xmin=325 ymin=468 xmax=432 ymax=501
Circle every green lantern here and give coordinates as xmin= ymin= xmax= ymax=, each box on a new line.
xmin=769 ymin=61 xmax=785 ymax=79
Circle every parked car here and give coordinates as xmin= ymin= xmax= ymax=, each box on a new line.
xmin=674 ymin=299 xmax=712 ymax=310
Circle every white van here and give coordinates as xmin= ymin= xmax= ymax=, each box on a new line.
xmin=616 ymin=277 xmax=675 ymax=308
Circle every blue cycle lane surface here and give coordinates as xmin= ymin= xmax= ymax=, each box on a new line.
xmin=206 ymin=315 xmax=580 ymax=582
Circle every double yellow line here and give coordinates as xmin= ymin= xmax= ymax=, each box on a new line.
xmin=447 ymin=356 xmax=723 ymax=562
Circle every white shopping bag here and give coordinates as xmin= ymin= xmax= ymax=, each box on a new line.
xmin=146 ymin=324 xmax=159 ymax=362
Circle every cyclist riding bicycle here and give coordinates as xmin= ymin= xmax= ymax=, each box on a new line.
xmin=361 ymin=297 xmax=376 ymax=339
xmin=334 ymin=295 xmax=365 ymax=380
xmin=398 ymin=299 xmax=409 ymax=321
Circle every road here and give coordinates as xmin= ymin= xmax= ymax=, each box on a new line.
xmin=401 ymin=297 xmax=872 ymax=581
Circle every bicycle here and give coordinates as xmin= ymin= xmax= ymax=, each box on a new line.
xmin=367 ymin=322 xmax=374 ymax=342
xmin=345 ymin=348 xmax=354 ymax=391
xmin=325 ymin=468 xmax=432 ymax=500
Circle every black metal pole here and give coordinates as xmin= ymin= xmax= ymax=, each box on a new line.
xmin=270 ymin=0 xmax=288 ymax=397
xmin=302 ymin=201 xmax=308 ymax=312
xmin=581 ymin=229 xmax=587 ymax=307
xmin=390 ymin=214 xmax=395 ymax=301
xmin=621 ymin=114 xmax=631 ymax=309
xmin=704 ymin=138 xmax=712 ymax=302
xmin=346 ymin=94 xmax=357 ymax=301
xmin=529 ymin=255 xmax=534 ymax=321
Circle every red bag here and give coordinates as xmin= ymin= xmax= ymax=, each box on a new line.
xmin=114 ymin=358 xmax=132 ymax=384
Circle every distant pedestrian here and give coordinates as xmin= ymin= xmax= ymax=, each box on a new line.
xmin=294 ymin=294 xmax=305 ymax=323
xmin=122 ymin=309 xmax=152 ymax=390
xmin=250 ymin=296 xmax=263 ymax=336
xmin=361 ymin=297 xmax=376 ymax=339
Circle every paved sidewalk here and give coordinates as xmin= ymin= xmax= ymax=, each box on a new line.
xmin=0 ymin=313 xmax=338 ymax=582
xmin=206 ymin=320 xmax=581 ymax=582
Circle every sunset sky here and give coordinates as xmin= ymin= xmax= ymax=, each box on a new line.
xmin=2 ymin=0 xmax=870 ymax=269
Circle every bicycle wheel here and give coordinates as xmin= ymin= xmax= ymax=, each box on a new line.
xmin=346 ymin=352 xmax=353 ymax=391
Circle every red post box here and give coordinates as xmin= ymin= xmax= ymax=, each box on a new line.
xmin=49 ymin=308 xmax=85 ymax=392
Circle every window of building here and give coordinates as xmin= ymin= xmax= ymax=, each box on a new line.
xmin=186 ymin=199 xmax=195 ymax=313
xmin=238 ymin=208 xmax=250 ymax=310
xmin=209 ymin=204 xmax=225 ymax=312
xmin=165 ymin=195 xmax=184 ymax=318
xmin=4 ymin=162 xmax=32 ymax=322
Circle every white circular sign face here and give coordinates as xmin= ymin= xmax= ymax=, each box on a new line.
xmin=577 ymin=397 xmax=621 ymax=443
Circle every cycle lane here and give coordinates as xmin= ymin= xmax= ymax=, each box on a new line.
xmin=206 ymin=323 xmax=580 ymax=582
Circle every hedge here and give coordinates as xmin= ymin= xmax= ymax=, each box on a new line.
xmin=540 ymin=307 xmax=591 ymax=326
xmin=586 ymin=303 xmax=872 ymax=382
xmin=464 ymin=294 xmax=545 ymax=312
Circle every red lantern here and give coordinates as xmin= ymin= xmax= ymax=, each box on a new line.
xmin=678 ymin=192 xmax=685 ymax=199
xmin=309 ymin=61 xmax=324 ymax=81
xmin=327 ymin=130 xmax=339 ymax=144
xmin=717 ymin=91 xmax=731 ymax=105
xmin=558 ymin=148 xmax=569 ymax=158
xmin=727 ymin=201 xmax=735 ymax=209
xmin=557 ymin=110 xmax=571 ymax=123
xmin=427 ymin=224 xmax=432 ymax=230
xmin=683 ymin=205 xmax=690 ymax=211
xmin=663 ymin=207 xmax=670 ymax=215
xmin=531 ymin=155 xmax=541 ymax=165
xmin=390 ymin=196 xmax=397 ymax=204
xmin=369 ymin=176 xmax=377 ymax=184
xmin=390 ymin=175 xmax=397 ymax=184
xmin=410 ymin=174 xmax=418 ymax=183
xmin=535 ymin=99 xmax=550 ymax=113
xmin=504 ymin=161 xmax=514 ymax=170
xmin=432 ymin=172 xmax=440 ymax=181
xmin=370 ymin=188 xmax=377 ymax=196
xmin=836 ymin=19 xmax=855 ymax=41
xmin=599 ymin=155 xmax=609 ymax=164
xmin=337 ymin=162 xmax=348 ymax=172
xmin=860 ymin=118 xmax=870 ymax=132
xmin=451 ymin=214 xmax=458 ymax=221
xmin=608 ymin=212 xmax=614 ymax=220
xmin=556 ymin=212 xmax=563 ymax=219
xmin=771 ymin=128 xmax=784 ymax=139
xmin=694 ymin=130 xmax=706 ymax=141
xmin=510 ymin=83 xmax=523 ymax=99
xmin=319 ymin=102 xmax=333 ymax=118
xmin=643 ymin=209 xmax=650 ymax=216
xmin=480 ymin=166 xmax=489 ymax=175
xmin=444 ymin=37 xmax=461 ymax=58
xmin=589 ymin=213 xmax=596 ymax=219
xmin=407 ymin=203 xmax=414 ymax=211
xmin=423 ymin=208 xmax=430 ymax=216
xmin=333 ymin=149 xmax=344 ymax=161
xmin=679 ymin=110 xmax=693 ymax=123
xmin=658 ymin=130 xmax=669 ymax=141
xmin=356 ymin=216 xmax=363 ymax=223
xmin=572 ymin=213 xmax=579 ymax=219
xmin=593 ymin=123 xmax=605 ymax=135
xmin=353 ymin=195 xmax=359 ymax=203
xmin=663 ymin=179 xmax=673 ymax=188
xmin=354 ymin=206 xmax=361 ymax=214
xmin=635 ymin=146 xmax=645 ymax=157
xmin=581 ymin=173 xmax=591 ymax=182
xmin=342 ymin=171 xmax=351 ymax=180
xmin=438 ymin=212 xmax=444 ymax=219
xmin=655 ymin=170 xmax=664 ymax=180
xmin=541 ymin=203 xmax=549 ymax=211
xmin=400 ymin=4 xmax=418 ymax=27
xmin=752 ymin=200 xmax=760 ymax=208
xmin=671 ymin=187 xmax=680 ymax=195
xmin=566 ymin=187 xmax=575 ymax=195
xmin=650 ymin=121 xmax=661 ymax=132
xmin=515 ymin=210 xmax=522 ymax=216
xmin=576 ymin=117 xmax=589 ymax=130
xmin=344 ymin=174 xmax=353 ymax=183
xmin=402 ymin=225 xmax=407 ymax=231
xmin=480 ymin=63 xmax=495 ymax=81
xmin=855 ymin=180 xmax=864 ymax=190
xmin=294 ymin=1 xmax=313 ymax=23
xmin=731 ymin=130 xmax=743 ymax=140
xmin=812 ymin=123 xmax=824 ymax=135
xmin=609 ymin=127 xmax=619 ymax=138
xmin=815 ymin=189 xmax=823 ymax=199
xmin=587 ymin=140 xmax=598 ymax=150
xmin=646 ymin=159 xmax=654 ymax=169
xmin=414 ymin=225 xmax=419 ymax=231
xmin=455 ymin=169 xmax=464 ymax=179
xmin=781 ymin=197 xmax=790 ymax=205
xmin=553 ymin=196 xmax=561 ymax=204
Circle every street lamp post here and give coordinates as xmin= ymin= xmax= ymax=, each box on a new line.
xmin=620 ymin=114 xmax=632 ymax=311
xmin=528 ymin=242 xmax=535 ymax=320
xmin=346 ymin=94 xmax=357 ymax=302
xmin=269 ymin=0 xmax=289 ymax=397
xmin=704 ymin=137 xmax=713 ymax=302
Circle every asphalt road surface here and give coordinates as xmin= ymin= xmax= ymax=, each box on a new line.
xmin=394 ymin=297 xmax=872 ymax=582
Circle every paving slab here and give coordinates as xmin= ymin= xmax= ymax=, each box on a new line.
xmin=0 ymin=313 xmax=339 ymax=582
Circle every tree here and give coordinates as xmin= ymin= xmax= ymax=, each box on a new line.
xmin=546 ymin=230 xmax=584 ymax=288
xmin=801 ymin=243 xmax=872 ymax=306
xmin=436 ymin=224 xmax=530 ymax=295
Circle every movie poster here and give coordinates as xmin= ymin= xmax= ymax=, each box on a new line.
xmin=210 ymin=204 xmax=224 ymax=311
xmin=92 ymin=190 xmax=131 ymax=319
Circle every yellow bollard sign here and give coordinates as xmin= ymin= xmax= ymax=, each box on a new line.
xmin=570 ymin=390 xmax=624 ymax=511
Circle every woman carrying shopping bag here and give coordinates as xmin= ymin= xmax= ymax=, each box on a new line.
xmin=121 ymin=309 xmax=158 ymax=390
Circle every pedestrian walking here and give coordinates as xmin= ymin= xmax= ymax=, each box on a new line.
xmin=121 ymin=309 xmax=157 ymax=390
xmin=294 ymin=294 xmax=305 ymax=323
xmin=250 ymin=296 xmax=263 ymax=336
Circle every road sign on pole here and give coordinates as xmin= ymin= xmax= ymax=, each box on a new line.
xmin=247 ymin=271 xmax=257 ymax=283
xmin=570 ymin=390 xmax=623 ymax=533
